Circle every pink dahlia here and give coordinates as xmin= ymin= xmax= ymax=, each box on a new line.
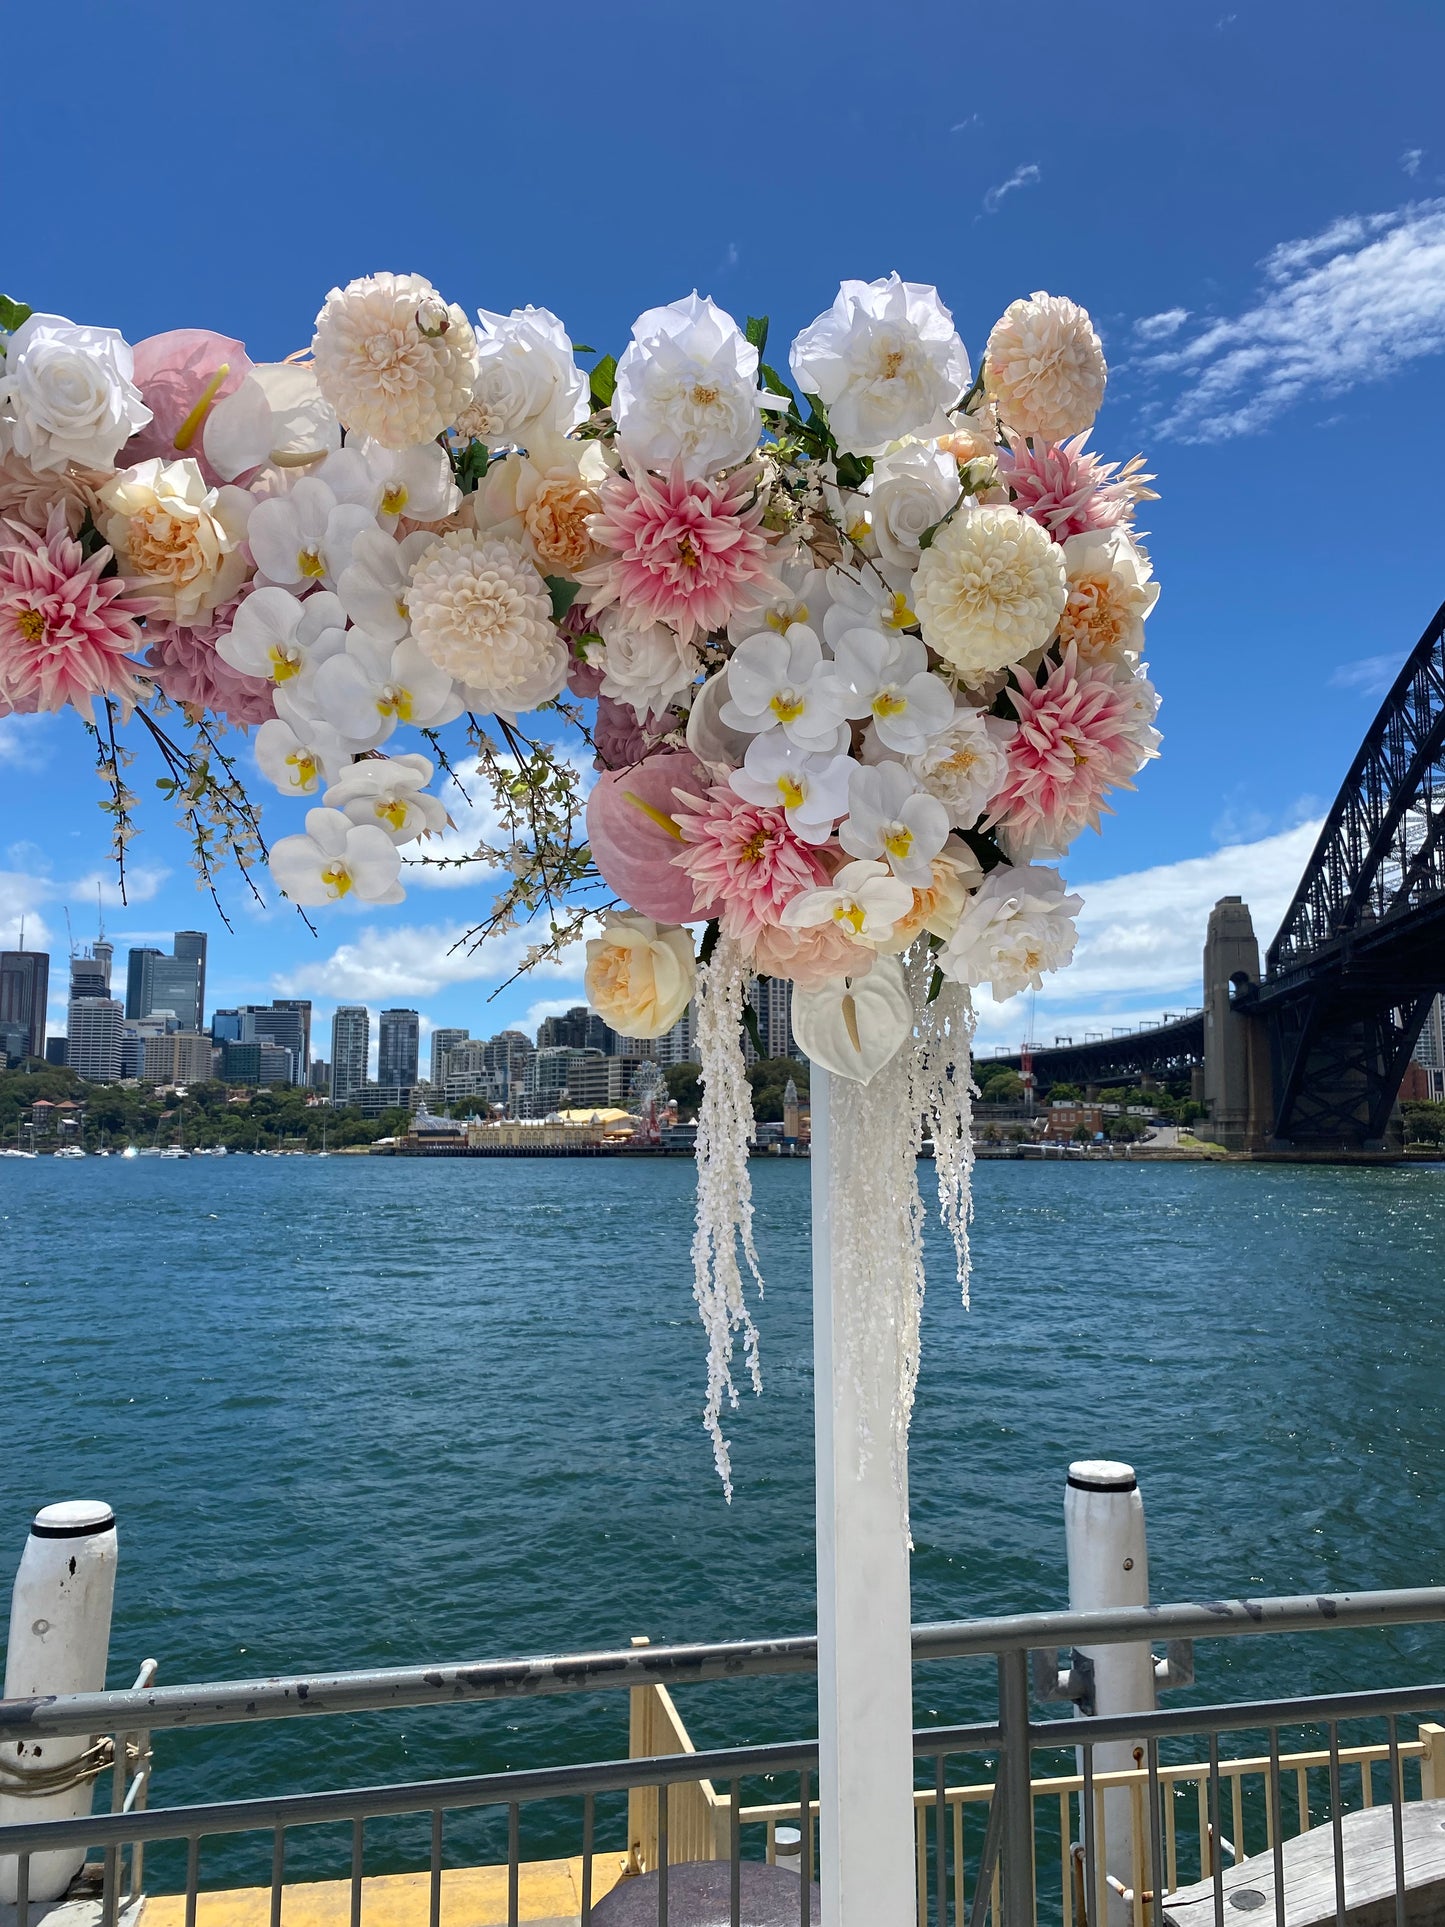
xmin=0 ymin=508 xmax=149 ymax=721
xmin=673 ymin=784 xmax=829 ymax=948
xmin=999 ymin=434 xmax=1155 ymax=542
xmin=578 ymin=461 xmax=780 ymax=645
xmin=144 ymin=590 xmax=275 ymax=727
xmin=988 ymin=645 xmax=1138 ymax=851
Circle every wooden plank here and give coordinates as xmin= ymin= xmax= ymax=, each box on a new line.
xmin=1164 ymin=1799 xmax=1445 ymax=1927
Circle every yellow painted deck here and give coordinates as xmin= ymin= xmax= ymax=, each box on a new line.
xmin=144 ymin=1857 xmax=628 ymax=1927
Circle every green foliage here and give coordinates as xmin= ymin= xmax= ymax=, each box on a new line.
xmin=1045 ymin=1081 xmax=1083 ymax=1102
xmin=0 ymin=1068 xmax=403 ymax=1151
xmin=1403 ymin=1100 xmax=1445 ymax=1146
xmin=976 ymin=1067 xmax=1023 ymax=1102
xmin=589 ymin=354 xmax=618 ymax=411
xmin=0 ymin=295 xmax=32 ymax=334
xmin=545 ymin=575 xmax=581 ymax=621
xmin=449 ymin=438 xmax=489 ymax=495
xmin=1106 ymin=1113 xmax=1149 ymax=1142
xmin=664 ymin=1062 xmax=702 ymax=1119
xmin=744 ymin=315 xmax=769 ymax=357
xmin=748 ymin=1056 xmax=809 ymax=1123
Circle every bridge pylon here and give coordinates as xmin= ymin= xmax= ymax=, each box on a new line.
xmin=1200 ymin=897 xmax=1273 ymax=1152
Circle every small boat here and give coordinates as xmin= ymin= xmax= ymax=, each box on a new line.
xmin=54 ymin=1145 xmax=86 ymax=1159
xmin=159 ymin=1146 xmax=190 ymax=1160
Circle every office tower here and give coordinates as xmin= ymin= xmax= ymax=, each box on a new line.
xmin=754 ymin=976 xmax=797 ymax=1061
xmin=125 ymin=947 xmax=162 ymax=1018
xmin=271 ymin=998 xmax=311 ymax=1074
xmin=0 ymin=946 xmax=49 ymax=1060
xmin=431 ymin=1027 xmax=468 ymax=1085
xmin=378 ymin=1008 xmax=420 ymax=1087
xmin=141 ymin=1031 xmax=214 ymax=1087
xmin=252 ymin=1004 xmax=306 ymax=1081
xmin=211 ymin=1008 xmax=254 ymax=1044
xmin=45 ymin=1036 xmax=68 ymax=1066
xmin=535 ymin=1007 xmax=591 ymax=1050
xmin=309 ymin=1057 xmax=330 ymax=1092
xmin=174 ymin=932 xmax=207 ymax=1029
xmin=257 ymin=1042 xmax=294 ymax=1085
xmin=330 ymin=1006 xmax=370 ymax=1104
xmin=124 ymin=933 xmax=204 ymax=1030
xmin=67 ymin=998 xmax=123 ymax=1082
xmin=482 ymin=1031 xmax=533 ymax=1102
xmin=220 ymin=1039 xmax=262 ymax=1084
xmin=69 ymin=950 xmax=109 ymax=1000
xmin=655 ymin=1002 xmax=696 ymax=1068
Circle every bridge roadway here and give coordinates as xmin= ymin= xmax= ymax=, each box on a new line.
xmin=987 ymin=1012 xmax=1203 ymax=1090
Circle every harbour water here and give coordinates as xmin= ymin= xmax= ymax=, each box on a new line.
xmin=3 ymin=1155 xmax=1445 ymax=1881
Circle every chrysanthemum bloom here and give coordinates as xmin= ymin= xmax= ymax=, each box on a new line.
xmin=0 ymin=451 xmax=107 ymax=538
xmin=912 ymin=504 xmax=1066 ymax=683
xmin=311 ymin=272 xmax=478 ymax=449
xmin=999 ymin=434 xmax=1155 ymax=542
xmin=1055 ymin=529 xmax=1160 ymax=669
xmin=0 ymin=508 xmax=149 ymax=720
xmin=407 ymin=528 xmax=565 ymax=712
xmin=987 ymin=646 xmax=1138 ymax=851
xmin=144 ymin=594 xmax=275 ymax=726
xmin=672 ymin=783 xmax=830 ymax=945
xmin=984 ymin=293 xmax=1107 ymax=445
xmin=578 ymin=462 xmax=780 ymax=646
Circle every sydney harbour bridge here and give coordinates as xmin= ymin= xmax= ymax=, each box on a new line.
xmin=993 ymin=595 xmax=1445 ymax=1154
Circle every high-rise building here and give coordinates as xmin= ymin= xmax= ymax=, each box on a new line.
xmin=257 ymin=1042 xmax=295 ymax=1086
xmin=535 ymin=1007 xmax=592 ymax=1050
xmin=45 ymin=1036 xmax=68 ymax=1066
xmin=221 ymin=1039 xmax=261 ymax=1084
xmin=211 ymin=1008 xmax=253 ymax=1044
xmin=655 ymin=1002 xmax=697 ymax=1067
xmin=272 ymin=998 xmax=311 ymax=1074
xmin=141 ymin=1031 xmax=214 ymax=1087
xmin=250 ymin=1004 xmax=307 ymax=1080
xmin=483 ymin=1030 xmax=533 ymax=1102
xmin=331 ymin=1006 xmax=370 ymax=1104
xmin=124 ymin=947 xmax=162 ymax=1019
xmin=0 ymin=946 xmax=49 ymax=1060
xmin=309 ymin=1057 xmax=331 ymax=1092
xmin=68 ymin=998 xmax=123 ymax=1083
xmin=1412 ymin=994 xmax=1445 ymax=1100
xmin=378 ymin=1008 xmax=420 ymax=1087
xmin=69 ymin=948 xmax=110 ymax=1001
xmin=125 ymin=932 xmax=205 ymax=1031
xmin=754 ymin=976 xmax=797 ymax=1061
xmin=174 ymin=932 xmax=208 ymax=1029
xmin=431 ymin=1027 xmax=469 ymax=1085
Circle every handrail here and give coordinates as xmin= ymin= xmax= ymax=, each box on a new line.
xmin=4 ymin=1586 xmax=1445 ymax=1742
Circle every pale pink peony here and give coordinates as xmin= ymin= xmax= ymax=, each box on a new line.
xmin=578 ymin=461 xmax=780 ymax=646
xmin=987 ymin=646 xmax=1138 ymax=851
xmin=0 ymin=508 xmax=149 ymax=720
xmin=999 ymin=434 xmax=1154 ymax=542
xmin=144 ymin=591 xmax=275 ymax=726
xmin=672 ymin=783 xmax=830 ymax=948
xmin=751 ymin=917 xmax=874 ymax=989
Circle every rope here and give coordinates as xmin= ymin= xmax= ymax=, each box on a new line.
xmin=0 ymin=1738 xmax=139 ymax=1798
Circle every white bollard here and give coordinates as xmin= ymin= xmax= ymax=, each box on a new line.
xmin=1065 ymin=1461 xmax=1154 ymax=1927
xmin=0 ymin=1502 xmax=118 ymax=1904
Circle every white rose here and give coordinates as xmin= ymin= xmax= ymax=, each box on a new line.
xmin=867 ymin=443 xmax=961 ymax=579
xmin=788 ymin=275 xmax=970 ymax=458
xmin=0 ymin=312 xmax=152 ymax=473
xmin=595 ymin=608 xmax=700 ymax=721
xmin=613 ymin=293 xmax=771 ymax=479
xmin=937 ymin=862 xmax=1082 ymax=1002
xmin=584 ymin=913 xmax=696 ymax=1039
xmin=466 ymin=306 xmax=588 ymax=445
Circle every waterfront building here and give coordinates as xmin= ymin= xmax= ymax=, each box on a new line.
xmin=355 ymin=1082 xmax=419 ymax=1116
xmin=535 ymin=1007 xmax=592 ymax=1051
xmin=67 ymin=998 xmax=123 ymax=1083
xmin=174 ymin=931 xmax=208 ymax=1027
xmin=331 ymin=1006 xmax=370 ymax=1104
xmin=257 ymin=1042 xmax=294 ymax=1086
xmin=378 ymin=1008 xmax=420 ymax=1087
xmin=242 ymin=1003 xmax=308 ymax=1080
xmin=0 ymin=944 xmax=50 ymax=1061
xmin=483 ymin=1030 xmax=533 ymax=1102
xmin=430 ymin=1027 xmax=468 ymax=1085
xmin=45 ymin=1036 xmax=68 ymax=1066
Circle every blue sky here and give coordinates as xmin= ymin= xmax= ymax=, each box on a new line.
xmin=3 ymin=0 xmax=1443 ymax=1060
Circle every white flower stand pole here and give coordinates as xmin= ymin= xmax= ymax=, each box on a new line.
xmin=810 ymin=1066 xmax=918 ymax=1924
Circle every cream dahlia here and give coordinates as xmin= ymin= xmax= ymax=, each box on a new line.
xmin=311 ymin=272 xmax=478 ymax=450
xmin=99 ymin=457 xmax=250 ymax=625
xmin=1056 ymin=528 xmax=1159 ymax=668
xmin=407 ymin=528 xmax=565 ymax=711
xmin=0 ymin=506 xmax=149 ymax=720
xmin=984 ymin=293 xmax=1107 ymax=445
xmin=912 ymin=504 xmax=1066 ymax=682
xmin=999 ymin=434 xmax=1154 ymax=542
xmin=578 ymin=462 xmax=780 ymax=646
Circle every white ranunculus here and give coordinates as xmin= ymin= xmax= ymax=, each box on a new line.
xmin=788 ymin=275 xmax=970 ymax=458
xmin=595 ymin=609 xmax=700 ymax=722
xmin=613 ymin=293 xmax=778 ymax=480
xmin=937 ymin=862 xmax=1082 ymax=1002
xmin=466 ymin=306 xmax=589 ymax=445
xmin=0 ymin=313 xmax=152 ymax=472
xmin=323 ymin=752 xmax=448 ymax=845
xmin=269 ymin=807 xmax=405 ymax=906
xmin=867 ymin=442 xmax=962 ymax=579
xmin=905 ymin=706 xmax=1011 ymax=827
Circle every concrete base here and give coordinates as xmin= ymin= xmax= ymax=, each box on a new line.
xmin=0 ymin=1896 xmax=144 ymax=1927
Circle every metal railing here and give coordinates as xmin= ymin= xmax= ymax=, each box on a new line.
xmin=2 ymin=1587 xmax=1444 ymax=1927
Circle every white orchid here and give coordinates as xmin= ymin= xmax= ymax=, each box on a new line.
xmin=613 ymin=293 xmax=786 ymax=480
xmin=336 ymin=528 xmax=435 ymax=646
xmin=936 ymin=862 xmax=1083 ymax=1002
xmin=322 ymin=752 xmax=448 ymax=845
xmin=202 ymin=361 xmax=342 ymax=482
xmin=217 ymin=587 xmax=348 ymax=690
xmin=789 ymin=275 xmax=971 ymax=458
xmin=817 ymin=564 xmax=918 ymax=650
xmin=823 ymin=628 xmax=955 ymax=755
xmin=305 ymin=631 xmax=462 ymax=748
xmin=319 ymin=437 xmax=459 ymax=528
xmin=728 ymin=735 xmax=851 ymax=844
xmin=719 ymin=625 xmax=849 ymax=751
xmin=466 ymin=306 xmax=589 ymax=445
xmin=838 ymin=762 xmax=950 ymax=884
xmin=269 ymin=807 xmax=405 ymax=906
xmin=780 ymin=857 xmax=915 ymax=945
xmin=254 ymin=716 xmax=353 ymax=797
xmin=246 ymin=475 xmax=376 ymax=591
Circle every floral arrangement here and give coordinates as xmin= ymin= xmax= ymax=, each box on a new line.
xmin=0 ymin=275 xmax=1159 ymax=1487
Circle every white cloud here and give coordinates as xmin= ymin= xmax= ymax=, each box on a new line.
xmin=0 ymin=713 xmax=55 ymax=771
xmin=971 ymin=820 xmax=1321 ymax=1049
xmin=1329 ymin=653 xmax=1398 ymax=697
xmin=982 ymin=163 xmax=1040 ymax=214
xmin=1139 ymin=197 xmax=1445 ymax=440
xmin=1402 ymin=148 xmax=1424 ymax=178
xmin=1132 ymin=307 xmax=1190 ymax=341
xmin=270 ymin=915 xmax=588 ymax=1005
xmin=950 ymin=114 xmax=981 ymax=133
xmin=405 ymin=752 xmax=593 ymax=890
xmin=523 ymin=994 xmax=586 ymax=1035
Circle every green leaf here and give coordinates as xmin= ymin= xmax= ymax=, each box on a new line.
xmin=741 ymin=1000 xmax=764 ymax=1059
xmin=699 ymin=917 xmax=721 ymax=966
xmin=834 ymin=452 xmax=870 ymax=491
xmin=927 ymin=966 xmax=944 ymax=1005
xmin=572 ymin=343 xmax=596 ymax=355
xmin=545 ymin=576 xmax=581 ymax=622
xmin=0 ymin=294 xmax=32 ymax=334
xmin=589 ymin=353 xmax=618 ymax=411
xmin=744 ymin=315 xmax=770 ymax=357
xmin=758 ymin=360 xmax=793 ymax=400
xmin=451 ymin=438 xmax=490 ymax=495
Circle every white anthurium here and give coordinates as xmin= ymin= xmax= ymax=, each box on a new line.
xmin=791 ymin=954 xmax=915 ymax=1085
xmin=728 ymin=736 xmax=852 ymax=844
xmin=818 ymin=564 xmax=917 ymax=650
xmin=254 ymin=716 xmax=353 ymax=798
xmin=202 ymin=362 xmax=342 ymax=482
xmin=246 ymin=475 xmax=376 ymax=591
xmin=612 ymin=292 xmax=788 ymax=480
xmin=217 ymin=587 xmax=348 ymax=689
xmin=269 ymin=807 xmax=405 ymax=907
xmin=936 ymin=861 xmax=1083 ymax=1002
xmin=322 ymin=752 xmax=448 ymax=845
xmin=838 ymin=761 xmax=951 ymax=884
xmin=307 ymin=631 xmax=463 ymax=749
xmin=789 ymin=274 xmax=971 ymax=458
xmin=867 ymin=442 xmax=962 ymax=580
xmin=780 ymin=857 xmax=915 ymax=945
xmin=469 ymin=306 xmax=590 ymax=445
xmin=823 ymin=628 xmax=955 ymax=754
xmin=319 ymin=438 xmax=459 ymax=527
xmin=684 ymin=667 xmax=754 ymax=770
xmin=719 ymin=625 xmax=849 ymax=751
xmin=337 ymin=527 xmax=435 ymax=646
